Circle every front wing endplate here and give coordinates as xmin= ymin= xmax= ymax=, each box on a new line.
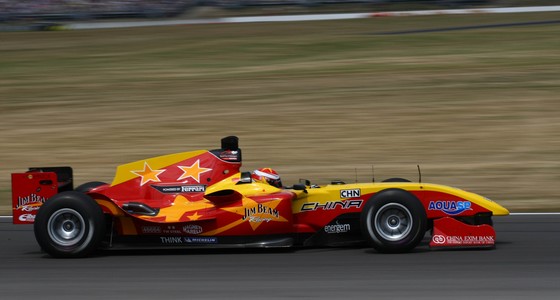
xmin=430 ymin=217 xmax=496 ymax=248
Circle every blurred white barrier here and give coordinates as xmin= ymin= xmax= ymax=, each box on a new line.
xmin=66 ymin=5 xmax=560 ymax=30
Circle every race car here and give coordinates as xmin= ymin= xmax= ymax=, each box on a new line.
xmin=11 ymin=136 xmax=509 ymax=258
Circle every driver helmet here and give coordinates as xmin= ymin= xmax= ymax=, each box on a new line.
xmin=252 ymin=168 xmax=282 ymax=188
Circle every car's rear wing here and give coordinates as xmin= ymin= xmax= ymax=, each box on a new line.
xmin=11 ymin=167 xmax=73 ymax=224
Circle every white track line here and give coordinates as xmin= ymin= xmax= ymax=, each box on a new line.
xmin=65 ymin=5 xmax=560 ymax=30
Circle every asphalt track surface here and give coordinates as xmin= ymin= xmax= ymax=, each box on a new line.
xmin=1 ymin=214 xmax=559 ymax=299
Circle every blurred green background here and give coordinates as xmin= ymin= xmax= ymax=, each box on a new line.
xmin=1 ymin=3 xmax=560 ymax=214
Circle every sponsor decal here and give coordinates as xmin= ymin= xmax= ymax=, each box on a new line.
xmin=162 ymin=225 xmax=182 ymax=234
xmin=141 ymin=226 xmax=162 ymax=234
xmin=18 ymin=214 xmax=35 ymax=222
xmin=428 ymin=201 xmax=472 ymax=215
xmin=243 ymin=204 xmax=280 ymax=223
xmin=324 ymin=222 xmax=351 ymax=234
xmin=218 ymin=150 xmax=239 ymax=161
xmin=432 ymin=234 xmax=494 ymax=245
xmin=247 ymin=216 xmax=273 ymax=223
xmin=221 ymin=198 xmax=288 ymax=231
xmin=340 ymin=189 xmax=361 ymax=198
xmin=185 ymin=237 xmax=217 ymax=244
xmin=432 ymin=235 xmax=446 ymax=244
xmin=20 ymin=205 xmax=41 ymax=212
xmin=16 ymin=194 xmax=47 ymax=209
xmin=301 ymin=200 xmax=363 ymax=212
xmin=151 ymin=184 xmax=206 ymax=194
xmin=183 ymin=225 xmax=203 ymax=235
xmin=160 ymin=236 xmax=218 ymax=244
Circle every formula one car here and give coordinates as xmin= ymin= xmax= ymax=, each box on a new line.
xmin=11 ymin=136 xmax=509 ymax=258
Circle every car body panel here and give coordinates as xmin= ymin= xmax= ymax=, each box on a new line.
xmin=11 ymin=136 xmax=510 ymax=253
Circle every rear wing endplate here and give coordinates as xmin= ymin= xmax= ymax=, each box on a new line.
xmin=11 ymin=167 xmax=73 ymax=224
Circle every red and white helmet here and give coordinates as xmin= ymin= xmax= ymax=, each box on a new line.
xmin=252 ymin=168 xmax=282 ymax=188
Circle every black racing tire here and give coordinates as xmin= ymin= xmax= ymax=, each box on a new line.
xmin=382 ymin=178 xmax=411 ymax=182
xmin=360 ymin=189 xmax=427 ymax=253
xmin=34 ymin=191 xmax=105 ymax=258
xmin=74 ymin=181 xmax=107 ymax=193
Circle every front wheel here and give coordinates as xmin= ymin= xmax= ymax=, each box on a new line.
xmin=34 ymin=191 xmax=105 ymax=258
xmin=360 ymin=189 xmax=427 ymax=253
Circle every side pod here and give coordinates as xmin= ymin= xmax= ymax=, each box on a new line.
xmin=429 ymin=217 xmax=496 ymax=248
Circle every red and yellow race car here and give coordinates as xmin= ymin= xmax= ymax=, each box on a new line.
xmin=11 ymin=136 xmax=509 ymax=258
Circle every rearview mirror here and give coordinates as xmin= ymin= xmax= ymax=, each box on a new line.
xmin=292 ymin=184 xmax=307 ymax=192
xmin=237 ymin=172 xmax=252 ymax=184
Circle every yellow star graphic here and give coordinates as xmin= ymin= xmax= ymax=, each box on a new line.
xmin=131 ymin=162 xmax=165 ymax=186
xmin=188 ymin=211 xmax=202 ymax=221
xmin=177 ymin=160 xmax=212 ymax=183
xmin=221 ymin=197 xmax=288 ymax=231
xmin=141 ymin=195 xmax=214 ymax=222
xmin=143 ymin=195 xmax=214 ymax=222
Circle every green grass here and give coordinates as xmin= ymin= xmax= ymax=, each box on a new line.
xmin=1 ymin=11 xmax=560 ymax=214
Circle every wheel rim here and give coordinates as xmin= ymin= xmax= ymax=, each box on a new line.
xmin=374 ymin=203 xmax=413 ymax=241
xmin=47 ymin=208 xmax=86 ymax=247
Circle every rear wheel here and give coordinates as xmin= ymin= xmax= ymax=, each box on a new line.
xmin=360 ymin=189 xmax=426 ymax=253
xmin=34 ymin=191 xmax=105 ymax=258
